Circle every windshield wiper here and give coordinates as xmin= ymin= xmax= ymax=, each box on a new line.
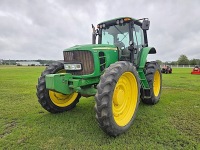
xmin=114 ymin=25 xmax=128 ymax=42
xmin=120 ymin=32 xmax=128 ymax=42
xmin=114 ymin=25 xmax=123 ymax=34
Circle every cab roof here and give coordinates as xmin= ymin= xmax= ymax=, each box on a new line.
xmin=97 ymin=17 xmax=142 ymax=27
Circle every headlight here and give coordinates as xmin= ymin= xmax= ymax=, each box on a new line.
xmin=64 ymin=63 xmax=82 ymax=71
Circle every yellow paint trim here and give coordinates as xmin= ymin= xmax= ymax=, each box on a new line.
xmin=92 ymin=47 xmax=117 ymax=50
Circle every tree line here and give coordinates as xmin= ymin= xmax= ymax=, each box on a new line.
xmin=0 ymin=59 xmax=58 ymax=65
xmin=156 ymin=55 xmax=200 ymax=66
xmin=1 ymin=54 xmax=199 ymax=66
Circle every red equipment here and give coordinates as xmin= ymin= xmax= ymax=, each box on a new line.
xmin=161 ymin=65 xmax=172 ymax=74
xmin=191 ymin=66 xmax=200 ymax=75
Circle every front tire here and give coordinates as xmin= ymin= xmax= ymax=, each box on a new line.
xmin=95 ymin=61 xmax=140 ymax=137
xmin=36 ymin=62 xmax=81 ymax=113
xmin=141 ymin=61 xmax=162 ymax=105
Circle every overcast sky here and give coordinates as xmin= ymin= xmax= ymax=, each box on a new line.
xmin=0 ymin=0 xmax=199 ymax=61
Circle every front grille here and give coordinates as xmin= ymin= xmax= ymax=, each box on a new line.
xmin=63 ymin=50 xmax=94 ymax=75
xmin=99 ymin=52 xmax=106 ymax=72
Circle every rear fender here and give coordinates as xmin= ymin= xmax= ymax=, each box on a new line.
xmin=138 ymin=47 xmax=156 ymax=68
xmin=137 ymin=47 xmax=156 ymax=90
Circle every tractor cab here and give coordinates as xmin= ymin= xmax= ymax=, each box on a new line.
xmin=92 ymin=17 xmax=151 ymax=63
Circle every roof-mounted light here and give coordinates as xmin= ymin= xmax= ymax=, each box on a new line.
xmin=124 ymin=18 xmax=131 ymax=21
xmin=116 ymin=20 xmax=120 ymax=24
xmin=120 ymin=19 xmax=124 ymax=24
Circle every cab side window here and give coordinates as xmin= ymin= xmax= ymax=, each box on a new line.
xmin=133 ymin=25 xmax=145 ymax=49
xmin=102 ymin=31 xmax=114 ymax=45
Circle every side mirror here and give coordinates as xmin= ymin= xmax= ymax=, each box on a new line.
xmin=142 ymin=19 xmax=150 ymax=30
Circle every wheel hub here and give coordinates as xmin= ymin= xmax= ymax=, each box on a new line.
xmin=113 ymin=87 xmax=124 ymax=106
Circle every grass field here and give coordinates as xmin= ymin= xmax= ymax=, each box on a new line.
xmin=0 ymin=66 xmax=199 ymax=150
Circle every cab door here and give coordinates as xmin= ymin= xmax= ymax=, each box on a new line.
xmin=133 ymin=24 xmax=145 ymax=63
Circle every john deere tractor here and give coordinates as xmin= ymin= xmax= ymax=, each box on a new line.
xmin=36 ymin=17 xmax=162 ymax=137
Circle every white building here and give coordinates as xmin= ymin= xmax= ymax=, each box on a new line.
xmin=16 ymin=61 xmax=41 ymax=66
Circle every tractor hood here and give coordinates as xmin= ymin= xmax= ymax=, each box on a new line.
xmin=64 ymin=44 xmax=117 ymax=51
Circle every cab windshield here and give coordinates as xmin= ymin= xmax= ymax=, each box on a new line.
xmin=99 ymin=23 xmax=130 ymax=48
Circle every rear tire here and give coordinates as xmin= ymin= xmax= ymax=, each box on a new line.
xmin=141 ymin=61 xmax=162 ymax=105
xmin=36 ymin=62 xmax=81 ymax=113
xmin=95 ymin=61 xmax=140 ymax=137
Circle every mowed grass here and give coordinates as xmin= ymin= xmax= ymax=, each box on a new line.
xmin=0 ymin=66 xmax=199 ymax=150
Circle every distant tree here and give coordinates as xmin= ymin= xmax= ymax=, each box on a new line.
xmin=189 ymin=59 xmax=197 ymax=65
xmin=196 ymin=59 xmax=200 ymax=65
xmin=164 ymin=61 xmax=171 ymax=65
xmin=37 ymin=59 xmax=46 ymax=65
xmin=156 ymin=60 xmax=162 ymax=65
xmin=177 ymin=55 xmax=189 ymax=65
xmin=170 ymin=61 xmax=177 ymax=65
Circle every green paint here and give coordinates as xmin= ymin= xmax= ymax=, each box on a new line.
xmin=45 ymin=17 xmax=158 ymax=96
xmin=46 ymin=73 xmax=100 ymax=95
xmin=45 ymin=73 xmax=72 ymax=94
xmin=137 ymin=47 xmax=156 ymax=89
xmin=137 ymin=47 xmax=156 ymax=68
xmin=64 ymin=44 xmax=118 ymax=78
xmin=78 ymin=86 xmax=97 ymax=96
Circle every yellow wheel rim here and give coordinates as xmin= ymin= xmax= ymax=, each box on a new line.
xmin=112 ymin=72 xmax=138 ymax=127
xmin=153 ymin=70 xmax=161 ymax=97
xmin=48 ymin=69 xmax=79 ymax=107
xmin=49 ymin=91 xmax=78 ymax=107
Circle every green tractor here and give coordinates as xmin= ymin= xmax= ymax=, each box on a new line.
xmin=36 ymin=17 xmax=162 ymax=137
